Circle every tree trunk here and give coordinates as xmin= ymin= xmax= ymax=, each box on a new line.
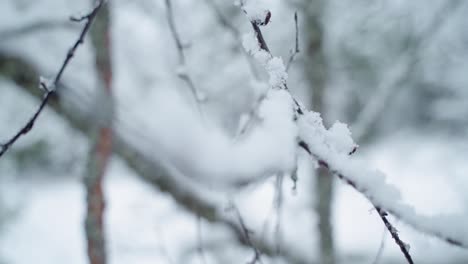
xmin=299 ymin=1 xmax=336 ymax=263
xmin=83 ymin=2 xmax=113 ymax=264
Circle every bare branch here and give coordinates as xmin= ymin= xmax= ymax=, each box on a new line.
xmin=273 ymin=174 xmax=284 ymax=255
xmin=0 ymin=0 xmax=106 ymax=159
xmin=203 ymin=0 xmax=260 ymax=79
xmin=196 ymin=216 xmax=208 ymax=264
xmin=371 ymin=226 xmax=387 ymax=264
xmin=351 ymin=0 xmax=464 ymax=143
xmin=164 ymin=0 xmax=203 ymax=115
xmin=286 ymin=12 xmax=300 ymax=72
xmin=230 ymin=204 xmax=263 ymax=264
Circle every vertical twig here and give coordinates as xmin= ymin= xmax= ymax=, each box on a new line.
xmin=372 ymin=226 xmax=388 ymax=264
xmin=286 ymin=12 xmax=300 ymax=72
xmin=165 ymin=0 xmax=204 ymax=116
xmin=203 ymin=0 xmax=260 ymax=79
xmin=197 ymin=216 xmax=208 ymax=264
xmin=273 ymin=175 xmax=284 ymax=255
xmin=230 ymin=204 xmax=263 ymax=264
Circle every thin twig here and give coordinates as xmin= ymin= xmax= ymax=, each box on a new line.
xmin=299 ymin=140 xmax=414 ymax=263
xmin=197 ymin=216 xmax=208 ymax=264
xmin=231 ymin=204 xmax=263 ymax=264
xmin=351 ymin=0 xmax=464 ymax=142
xmin=203 ymin=0 xmax=260 ymax=79
xmin=286 ymin=12 xmax=300 ymax=72
xmin=371 ymin=226 xmax=387 ymax=264
xmin=376 ymin=208 xmax=413 ymax=264
xmin=235 ymin=5 xmax=302 ymax=137
xmin=273 ymin=174 xmax=284 ymax=255
xmin=164 ymin=0 xmax=203 ymax=116
xmin=0 ymin=0 xmax=106 ymax=159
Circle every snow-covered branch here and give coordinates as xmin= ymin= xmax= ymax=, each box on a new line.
xmin=239 ymin=1 xmax=468 ymax=262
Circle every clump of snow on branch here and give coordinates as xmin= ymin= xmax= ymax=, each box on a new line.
xmin=298 ymin=110 xmax=468 ymax=246
xmin=299 ymin=112 xmax=356 ymax=159
xmin=240 ymin=0 xmax=271 ymax=26
xmin=239 ymin=3 xmax=468 ymax=247
xmin=242 ymin=32 xmax=287 ymax=90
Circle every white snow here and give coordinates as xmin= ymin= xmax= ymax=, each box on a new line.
xmin=299 ymin=110 xmax=468 ymax=249
xmin=141 ymin=88 xmax=297 ymax=186
xmin=242 ymin=31 xmax=288 ymax=90
xmin=2 ymin=0 xmax=468 ymax=263
xmin=241 ymin=0 xmax=270 ymax=25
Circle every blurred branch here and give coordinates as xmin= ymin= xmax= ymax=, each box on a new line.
xmin=371 ymin=226 xmax=387 ymax=264
xmin=285 ymin=12 xmax=300 ymax=72
xmin=298 ymin=4 xmax=333 ymax=263
xmin=229 ymin=203 xmax=263 ymax=264
xmin=351 ymin=0 xmax=464 ymax=143
xmin=203 ymin=0 xmax=260 ymax=79
xmin=273 ymin=174 xmax=284 ymax=255
xmin=196 ymin=216 xmax=208 ymax=264
xmin=0 ymin=56 xmax=313 ymax=264
xmin=0 ymin=0 xmax=106 ymax=159
xmin=164 ymin=0 xmax=203 ymax=115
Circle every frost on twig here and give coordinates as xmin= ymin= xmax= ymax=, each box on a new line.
xmin=0 ymin=0 xmax=105 ymax=159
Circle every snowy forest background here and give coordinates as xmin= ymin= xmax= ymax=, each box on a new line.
xmin=1 ymin=0 xmax=468 ymax=263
